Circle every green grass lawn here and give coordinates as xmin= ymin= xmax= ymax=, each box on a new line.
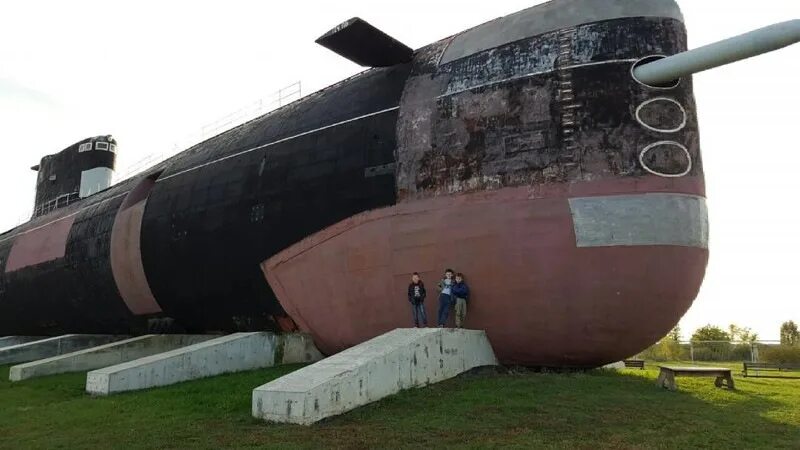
xmin=1 ymin=362 xmax=798 ymax=449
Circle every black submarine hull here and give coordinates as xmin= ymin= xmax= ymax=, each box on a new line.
xmin=0 ymin=1 xmax=709 ymax=367
xmin=0 ymin=64 xmax=410 ymax=335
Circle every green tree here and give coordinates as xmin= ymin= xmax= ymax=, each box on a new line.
xmin=667 ymin=326 xmax=681 ymax=342
xmin=691 ymin=325 xmax=730 ymax=342
xmin=780 ymin=321 xmax=800 ymax=346
xmin=728 ymin=324 xmax=758 ymax=343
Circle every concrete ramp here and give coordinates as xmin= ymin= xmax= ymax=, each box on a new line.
xmin=252 ymin=328 xmax=498 ymax=425
xmin=86 ymin=332 xmax=322 ymax=395
xmin=0 ymin=335 xmax=125 ymax=365
xmin=9 ymin=335 xmax=215 ymax=381
xmin=0 ymin=336 xmax=46 ymax=349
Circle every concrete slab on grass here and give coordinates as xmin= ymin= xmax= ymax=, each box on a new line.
xmin=0 ymin=336 xmax=47 ymax=349
xmin=9 ymin=335 xmax=216 ymax=381
xmin=252 ymin=328 xmax=498 ymax=425
xmin=602 ymin=361 xmax=626 ymax=370
xmin=86 ymin=332 xmax=322 ymax=395
xmin=0 ymin=335 xmax=126 ymax=365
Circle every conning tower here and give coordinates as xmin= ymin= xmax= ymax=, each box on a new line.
xmin=30 ymin=135 xmax=117 ymax=217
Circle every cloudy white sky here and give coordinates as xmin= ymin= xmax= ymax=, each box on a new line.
xmin=0 ymin=1 xmax=797 ymax=340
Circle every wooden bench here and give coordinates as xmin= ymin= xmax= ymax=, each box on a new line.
xmin=624 ymin=359 xmax=645 ymax=369
xmin=657 ymin=366 xmax=735 ymax=391
xmin=743 ymin=362 xmax=800 ymax=379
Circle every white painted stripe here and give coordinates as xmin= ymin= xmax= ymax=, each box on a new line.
xmin=435 ymin=36 xmax=458 ymax=66
xmin=569 ymin=193 xmax=708 ymax=248
xmin=158 ymin=107 xmax=400 ymax=182
xmin=1 ymin=107 xmax=402 ymax=243
xmin=439 ymin=58 xmax=639 ymax=98
xmin=0 ymin=58 xmax=639 ymax=243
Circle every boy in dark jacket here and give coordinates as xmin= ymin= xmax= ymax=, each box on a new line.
xmin=452 ymin=273 xmax=470 ymax=328
xmin=407 ymin=272 xmax=427 ymax=328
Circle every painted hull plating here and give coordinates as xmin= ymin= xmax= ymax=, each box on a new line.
xmin=264 ymin=179 xmax=707 ymax=367
xmin=0 ymin=1 xmax=707 ymax=367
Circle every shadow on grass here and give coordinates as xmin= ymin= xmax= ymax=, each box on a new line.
xmin=1 ymin=364 xmax=798 ymax=449
xmin=296 ymin=367 xmax=800 ymax=449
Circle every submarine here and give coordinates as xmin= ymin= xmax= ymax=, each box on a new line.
xmin=1 ymin=0 xmax=798 ymax=367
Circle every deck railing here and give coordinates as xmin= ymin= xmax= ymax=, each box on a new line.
xmin=114 ymin=81 xmax=303 ymax=182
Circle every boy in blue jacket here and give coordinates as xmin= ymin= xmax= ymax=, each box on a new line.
xmin=452 ymin=273 xmax=470 ymax=328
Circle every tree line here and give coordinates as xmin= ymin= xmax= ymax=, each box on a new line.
xmin=668 ymin=321 xmax=799 ymax=344
xmin=639 ymin=321 xmax=800 ymax=363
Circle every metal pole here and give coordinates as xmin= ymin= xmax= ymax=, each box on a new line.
xmin=633 ymin=20 xmax=800 ymax=86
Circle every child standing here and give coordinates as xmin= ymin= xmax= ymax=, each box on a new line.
xmin=407 ymin=272 xmax=427 ymax=328
xmin=437 ymin=269 xmax=455 ymax=327
xmin=452 ymin=273 xmax=470 ymax=328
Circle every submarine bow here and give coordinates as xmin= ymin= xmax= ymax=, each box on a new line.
xmin=1 ymin=0 xmax=709 ymax=367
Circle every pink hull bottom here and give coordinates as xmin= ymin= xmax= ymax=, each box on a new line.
xmin=263 ymin=181 xmax=708 ymax=367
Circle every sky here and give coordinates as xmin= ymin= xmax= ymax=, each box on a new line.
xmin=0 ymin=0 xmax=798 ymax=341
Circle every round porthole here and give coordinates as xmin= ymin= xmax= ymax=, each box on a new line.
xmin=635 ymin=97 xmax=687 ymax=133
xmin=639 ymin=141 xmax=692 ymax=178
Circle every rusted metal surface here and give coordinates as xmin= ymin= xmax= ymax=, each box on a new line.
xmin=397 ymin=17 xmax=697 ymax=202
xmin=263 ymin=180 xmax=707 ymax=367
xmin=110 ymin=175 xmax=162 ymax=315
xmin=440 ymin=0 xmax=684 ymax=64
xmin=110 ymin=199 xmax=161 ymax=315
xmin=5 ymin=215 xmax=76 ymax=273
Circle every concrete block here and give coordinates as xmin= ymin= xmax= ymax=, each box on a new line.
xmin=252 ymin=328 xmax=498 ymax=425
xmin=9 ymin=335 xmax=215 ymax=381
xmin=602 ymin=361 xmax=626 ymax=370
xmin=0 ymin=335 xmax=126 ymax=365
xmin=0 ymin=336 xmax=47 ymax=349
xmin=86 ymin=332 xmax=321 ymax=395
